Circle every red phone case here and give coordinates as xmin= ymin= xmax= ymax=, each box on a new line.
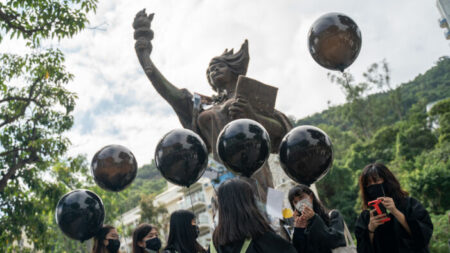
xmin=368 ymin=199 xmax=391 ymax=223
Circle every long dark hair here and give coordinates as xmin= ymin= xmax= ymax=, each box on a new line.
xmin=92 ymin=225 xmax=115 ymax=253
xmin=132 ymin=223 xmax=155 ymax=253
xmin=288 ymin=184 xmax=330 ymax=226
xmin=213 ymin=178 xmax=273 ymax=247
xmin=165 ymin=210 xmax=205 ymax=253
xmin=359 ymin=163 xmax=408 ymax=209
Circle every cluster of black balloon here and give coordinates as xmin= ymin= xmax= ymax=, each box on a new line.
xmin=154 ymin=118 xmax=333 ymax=189
xmin=153 ymin=119 xmax=272 ymax=188
xmin=55 ymin=123 xmax=333 ymax=242
xmin=56 ymin=144 xmax=139 ymax=242
xmin=215 ymin=120 xmax=333 ymax=187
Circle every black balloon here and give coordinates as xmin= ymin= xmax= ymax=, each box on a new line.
xmin=91 ymin=145 xmax=138 ymax=192
xmin=155 ymin=129 xmax=208 ymax=187
xmin=217 ymin=119 xmax=271 ymax=177
xmin=308 ymin=13 xmax=362 ymax=72
xmin=55 ymin=189 xmax=105 ymax=242
xmin=279 ymin=125 xmax=333 ymax=186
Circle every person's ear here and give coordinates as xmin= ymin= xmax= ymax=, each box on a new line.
xmin=104 ymin=239 xmax=109 ymax=246
xmin=138 ymin=240 xmax=145 ymax=248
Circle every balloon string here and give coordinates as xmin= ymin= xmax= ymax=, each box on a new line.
xmin=120 ymin=217 xmax=129 ymax=253
xmin=187 ymin=186 xmax=197 ymax=220
xmin=253 ymin=176 xmax=263 ymax=202
xmin=342 ymin=71 xmax=350 ymax=86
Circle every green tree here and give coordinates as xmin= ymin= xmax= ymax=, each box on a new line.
xmin=429 ymin=97 xmax=450 ymax=144
xmin=428 ymin=213 xmax=450 ymax=253
xmin=363 ymin=59 xmax=403 ymax=121
xmin=140 ymin=194 xmax=169 ymax=236
xmin=0 ymin=0 xmax=97 ymax=250
xmin=327 ymin=72 xmax=373 ymax=139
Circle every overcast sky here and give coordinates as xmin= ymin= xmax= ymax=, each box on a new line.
xmin=3 ymin=0 xmax=449 ymax=167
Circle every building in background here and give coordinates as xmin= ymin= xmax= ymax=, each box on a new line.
xmin=437 ymin=0 xmax=450 ymax=40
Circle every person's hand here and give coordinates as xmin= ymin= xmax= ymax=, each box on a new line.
xmin=379 ymin=197 xmax=398 ymax=214
xmin=368 ymin=209 xmax=387 ymax=232
xmin=301 ymin=205 xmax=315 ymax=221
xmin=294 ymin=210 xmax=308 ymax=228
xmin=228 ymin=97 xmax=256 ymax=120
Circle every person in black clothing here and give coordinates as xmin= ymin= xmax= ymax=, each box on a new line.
xmin=132 ymin=223 xmax=161 ymax=253
xmin=355 ymin=163 xmax=433 ymax=253
xmin=92 ymin=225 xmax=121 ymax=253
xmin=163 ymin=210 xmax=206 ymax=253
xmin=209 ymin=178 xmax=296 ymax=253
xmin=288 ymin=184 xmax=346 ymax=253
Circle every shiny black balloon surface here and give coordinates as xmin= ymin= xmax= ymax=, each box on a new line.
xmin=308 ymin=12 xmax=362 ymax=72
xmin=55 ymin=189 xmax=105 ymax=242
xmin=155 ymin=129 xmax=208 ymax=187
xmin=217 ymin=119 xmax=271 ymax=177
xmin=91 ymin=145 xmax=138 ymax=192
xmin=279 ymin=125 xmax=333 ymax=186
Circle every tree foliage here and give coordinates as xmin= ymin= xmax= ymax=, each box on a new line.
xmin=0 ymin=0 xmax=98 ymax=251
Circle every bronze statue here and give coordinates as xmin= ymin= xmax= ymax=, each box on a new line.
xmin=133 ymin=10 xmax=292 ymax=201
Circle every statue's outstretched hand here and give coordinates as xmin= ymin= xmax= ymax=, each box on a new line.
xmin=133 ymin=9 xmax=154 ymax=55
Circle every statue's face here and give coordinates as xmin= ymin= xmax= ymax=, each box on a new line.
xmin=208 ymin=62 xmax=236 ymax=90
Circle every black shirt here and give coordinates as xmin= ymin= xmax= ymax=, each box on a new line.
xmin=208 ymin=231 xmax=296 ymax=253
xmin=355 ymin=197 xmax=433 ymax=253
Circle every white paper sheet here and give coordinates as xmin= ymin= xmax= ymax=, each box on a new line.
xmin=266 ymin=187 xmax=284 ymax=219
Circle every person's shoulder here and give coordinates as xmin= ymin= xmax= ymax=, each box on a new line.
xmin=357 ymin=209 xmax=370 ymax=220
xmin=162 ymin=246 xmax=177 ymax=253
xmin=258 ymin=230 xmax=292 ymax=245
xmin=404 ymin=196 xmax=429 ymax=213
xmin=328 ymin=209 xmax=343 ymax=218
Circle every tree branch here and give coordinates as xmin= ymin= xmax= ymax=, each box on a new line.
xmin=0 ymin=7 xmax=44 ymax=37
xmin=0 ymin=157 xmax=29 ymax=192
xmin=0 ymin=75 xmax=43 ymax=128
xmin=0 ymin=96 xmax=44 ymax=107
xmin=0 ymin=147 xmax=21 ymax=157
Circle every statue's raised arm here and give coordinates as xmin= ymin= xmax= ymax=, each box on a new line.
xmin=133 ymin=10 xmax=194 ymax=129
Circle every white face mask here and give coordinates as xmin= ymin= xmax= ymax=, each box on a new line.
xmin=295 ymin=198 xmax=313 ymax=213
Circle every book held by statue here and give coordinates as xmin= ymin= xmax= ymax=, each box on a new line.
xmin=235 ymin=75 xmax=278 ymax=115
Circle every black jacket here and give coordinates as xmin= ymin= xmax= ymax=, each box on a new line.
xmin=355 ymin=197 xmax=433 ymax=253
xmin=292 ymin=210 xmax=346 ymax=253
xmin=207 ymin=230 xmax=297 ymax=253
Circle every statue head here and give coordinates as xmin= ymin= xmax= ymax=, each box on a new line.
xmin=206 ymin=40 xmax=249 ymax=93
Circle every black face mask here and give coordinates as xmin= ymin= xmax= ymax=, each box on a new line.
xmin=366 ymin=183 xmax=386 ymax=201
xmin=106 ymin=239 xmax=120 ymax=253
xmin=145 ymin=237 xmax=161 ymax=251
xmin=193 ymin=225 xmax=200 ymax=238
